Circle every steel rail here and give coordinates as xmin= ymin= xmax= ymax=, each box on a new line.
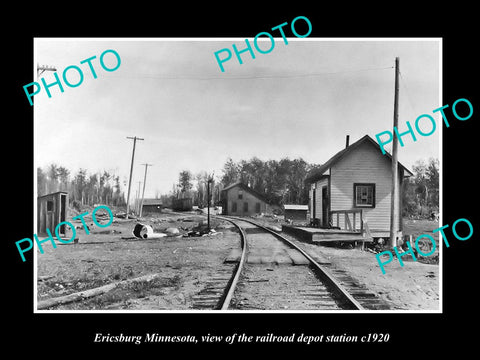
xmin=226 ymin=216 xmax=365 ymax=310
xmin=215 ymin=216 xmax=248 ymax=310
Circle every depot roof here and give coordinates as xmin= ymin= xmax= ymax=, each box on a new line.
xmin=305 ymin=135 xmax=413 ymax=184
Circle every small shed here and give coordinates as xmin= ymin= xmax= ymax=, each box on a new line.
xmin=37 ymin=191 xmax=68 ymax=236
xmin=284 ymin=204 xmax=308 ymax=221
xmin=140 ymin=198 xmax=163 ymax=214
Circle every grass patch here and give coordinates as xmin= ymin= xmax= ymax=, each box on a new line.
xmin=403 ymin=218 xmax=439 ymax=264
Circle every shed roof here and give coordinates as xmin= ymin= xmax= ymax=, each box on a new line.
xmin=284 ymin=204 xmax=308 ymax=211
xmin=305 ymin=135 xmax=413 ymax=184
xmin=222 ymin=181 xmax=269 ymax=203
xmin=38 ymin=191 xmax=68 ymax=200
xmin=141 ymin=198 xmax=163 ymax=206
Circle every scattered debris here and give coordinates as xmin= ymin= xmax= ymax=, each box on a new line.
xmin=165 ymin=227 xmax=180 ymax=235
xmin=74 ymin=223 xmax=90 ymax=232
xmin=94 ymin=229 xmax=122 ymax=235
xmin=38 ymin=275 xmax=55 ymax=282
xmin=182 ymin=222 xmax=221 ymax=237
xmin=115 ymin=212 xmax=137 ymax=220
xmin=37 ymin=273 xmax=163 ymax=310
xmin=132 ymin=223 xmax=167 ymax=239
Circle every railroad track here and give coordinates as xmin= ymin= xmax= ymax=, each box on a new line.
xmin=192 ymin=216 xmax=390 ymax=311
xmin=38 ymin=213 xmax=388 ymax=310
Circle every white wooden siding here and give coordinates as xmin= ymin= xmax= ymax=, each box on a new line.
xmin=330 ymin=141 xmax=401 ymax=232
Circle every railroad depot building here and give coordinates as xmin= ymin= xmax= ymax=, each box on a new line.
xmin=305 ymin=135 xmax=412 ymax=239
xmin=221 ymin=182 xmax=270 ymax=216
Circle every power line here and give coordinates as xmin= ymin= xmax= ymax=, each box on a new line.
xmin=399 ymin=71 xmax=420 ymax=116
xmin=109 ymin=65 xmax=394 ymax=81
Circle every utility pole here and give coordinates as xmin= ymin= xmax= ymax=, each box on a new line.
xmin=133 ymin=190 xmax=138 ymax=214
xmin=125 ymin=136 xmax=144 ymax=218
xmin=37 ymin=64 xmax=56 ymax=77
xmin=389 ymin=57 xmax=400 ymax=248
xmin=136 ymin=181 xmax=142 ymax=215
xmin=207 ymin=175 xmax=213 ymax=231
xmin=139 ymin=163 xmax=153 ymax=218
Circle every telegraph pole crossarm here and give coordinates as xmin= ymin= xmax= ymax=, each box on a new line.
xmin=37 ymin=64 xmax=57 ymax=77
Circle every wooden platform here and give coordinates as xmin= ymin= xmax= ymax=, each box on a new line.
xmin=282 ymin=225 xmax=372 ymax=243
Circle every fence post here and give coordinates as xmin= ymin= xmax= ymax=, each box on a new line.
xmin=360 ymin=210 xmax=364 ymax=233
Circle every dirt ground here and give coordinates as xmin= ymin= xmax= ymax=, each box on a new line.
xmin=36 ymin=212 xmax=440 ymax=311
xmin=293 ymin=242 xmax=439 ymax=310
xmin=37 ymin=211 xmax=240 ymax=310
xmin=264 ymin=217 xmax=441 ymax=311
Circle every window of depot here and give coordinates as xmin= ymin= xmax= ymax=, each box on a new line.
xmin=354 ymin=183 xmax=375 ymax=208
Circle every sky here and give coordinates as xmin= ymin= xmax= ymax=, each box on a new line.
xmin=34 ymin=38 xmax=441 ymax=198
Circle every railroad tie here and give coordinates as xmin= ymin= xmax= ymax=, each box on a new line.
xmin=273 ymin=253 xmax=293 ymax=265
xmin=224 ymin=248 xmax=242 ymax=263
xmin=285 ymin=249 xmax=310 ymax=265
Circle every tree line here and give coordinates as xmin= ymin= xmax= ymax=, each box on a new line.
xmin=37 ymin=156 xmax=439 ymax=218
xmin=37 ymin=164 xmax=126 ymax=209
xmin=169 ymin=156 xmax=439 ymax=218
xmin=168 ymin=157 xmax=322 ymax=208
xmin=402 ymin=157 xmax=439 ymax=217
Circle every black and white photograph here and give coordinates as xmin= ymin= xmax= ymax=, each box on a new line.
xmin=33 ymin=38 xmax=441 ymax=312
xmin=7 ymin=7 xmax=478 ymax=353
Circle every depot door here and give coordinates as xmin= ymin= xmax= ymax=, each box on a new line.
xmin=322 ymin=186 xmax=328 ymax=227
xmin=59 ymin=193 xmax=67 ymax=236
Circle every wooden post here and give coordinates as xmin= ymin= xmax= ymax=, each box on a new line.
xmin=136 ymin=181 xmax=142 ymax=215
xmin=125 ymin=136 xmax=144 ymax=217
xmin=139 ymin=163 xmax=153 ymax=218
xmin=207 ymin=177 xmax=213 ymax=231
xmin=360 ymin=210 xmax=363 ymax=233
xmin=389 ymin=57 xmax=400 ymax=248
